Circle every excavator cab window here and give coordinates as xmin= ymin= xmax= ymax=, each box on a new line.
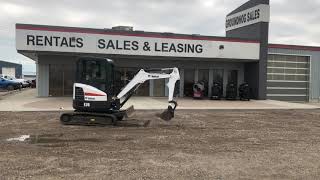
xmin=76 ymin=57 xmax=114 ymax=95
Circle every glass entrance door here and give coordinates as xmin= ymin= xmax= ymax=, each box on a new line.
xmin=184 ymin=69 xmax=195 ymax=97
xmin=227 ymin=70 xmax=238 ymax=87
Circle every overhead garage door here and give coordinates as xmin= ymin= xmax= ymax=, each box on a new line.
xmin=2 ymin=67 xmax=16 ymax=77
xmin=267 ymin=54 xmax=310 ymax=102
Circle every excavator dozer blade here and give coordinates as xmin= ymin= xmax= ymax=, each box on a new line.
xmin=124 ymin=105 xmax=135 ymax=118
xmin=157 ymin=106 xmax=175 ymax=121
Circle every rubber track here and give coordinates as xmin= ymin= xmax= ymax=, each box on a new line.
xmin=60 ymin=112 xmax=118 ymax=126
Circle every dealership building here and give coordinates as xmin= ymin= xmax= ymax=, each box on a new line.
xmin=15 ymin=0 xmax=320 ymax=102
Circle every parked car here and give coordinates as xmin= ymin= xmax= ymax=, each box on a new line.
xmin=0 ymin=74 xmax=29 ymax=88
xmin=0 ymin=77 xmax=21 ymax=90
xmin=26 ymin=79 xmax=36 ymax=88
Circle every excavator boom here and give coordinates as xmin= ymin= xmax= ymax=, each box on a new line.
xmin=116 ymin=67 xmax=180 ymax=121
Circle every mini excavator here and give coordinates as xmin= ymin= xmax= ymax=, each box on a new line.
xmin=60 ymin=57 xmax=180 ymax=126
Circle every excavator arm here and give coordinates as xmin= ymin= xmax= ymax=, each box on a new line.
xmin=116 ymin=67 xmax=180 ymax=121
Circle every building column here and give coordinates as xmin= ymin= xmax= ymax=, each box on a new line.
xmin=238 ymin=67 xmax=244 ymax=86
xmin=165 ymin=79 xmax=169 ymax=96
xmin=149 ymin=79 xmax=154 ymax=97
xmin=208 ymin=69 xmax=213 ymax=97
xmin=37 ymin=63 xmax=49 ymax=97
xmin=223 ymin=69 xmax=228 ymax=97
xmin=179 ymin=69 xmax=184 ymax=97
xmin=36 ymin=61 xmax=38 ymax=96
xmin=194 ymin=69 xmax=199 ymax=82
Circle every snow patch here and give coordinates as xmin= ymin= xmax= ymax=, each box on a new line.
xmin=7 ymin=135 xmax=30 ymax=142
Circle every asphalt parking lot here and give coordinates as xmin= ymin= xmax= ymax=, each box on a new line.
xmin=1 ymin=109 xmax=320 ymax=179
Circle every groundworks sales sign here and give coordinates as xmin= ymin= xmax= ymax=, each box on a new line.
xmin=226 ymin=4 xmax=270 ymax=31
xmin=16 ymin=27 xmax=260 ymax=60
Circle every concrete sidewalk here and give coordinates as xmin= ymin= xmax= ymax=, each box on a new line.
xmin=0 ymin=89 xmax=318 ymax=111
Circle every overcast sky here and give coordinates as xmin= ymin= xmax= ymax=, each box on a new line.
xmin=0 ymin=0 xmax=319 ymax=73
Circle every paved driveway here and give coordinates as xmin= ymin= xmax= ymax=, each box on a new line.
xmin=0 ymin=89 xmax=318 ymax=111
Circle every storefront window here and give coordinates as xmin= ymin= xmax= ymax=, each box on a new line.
xmin=198 ymin=69 xmax=209 ymax=96
xmin=212 ymin=69 xmax=224 ymax=85
xmin=114 ymin=67 xmax=149 ymax=96
xmin=153 ymin=79 xmax=165 ymax=97
xmin=49 ymin=64 xmax=75 ymax=96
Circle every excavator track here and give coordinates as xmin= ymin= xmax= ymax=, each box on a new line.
xmin=60 ymin=106 xmax=134 ymax=127
xmin=60 ymin=111 xmax=122 ymax=126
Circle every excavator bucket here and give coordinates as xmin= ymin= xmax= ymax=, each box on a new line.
xmin=158 ymin=106 xmax=175 ymax=121
xmin=158 ymin=101 xmax=177 ymax=121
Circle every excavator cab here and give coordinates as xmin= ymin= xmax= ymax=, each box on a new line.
xmin=72 ymin=58 xmax=117 ymax=113
xmin=76 ymin=57 xmax=114 ymax=96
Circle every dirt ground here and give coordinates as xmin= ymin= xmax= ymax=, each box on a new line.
xmin=1 ymin=110 xmax=320 ymax=180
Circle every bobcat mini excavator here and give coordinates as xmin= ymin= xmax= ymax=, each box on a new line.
xmin=60 ymin=57 xmax=180 ymax=126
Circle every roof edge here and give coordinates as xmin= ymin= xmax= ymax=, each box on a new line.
xmin=227 ymin=0 xmax=269 ymax=17
xmin=0 ymin=60 xmax=22 ymax=65
xmin=16 ymin=23 xmax=260 ymax=43
xmin=269 ymin=44 xmax=320 ymax=52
